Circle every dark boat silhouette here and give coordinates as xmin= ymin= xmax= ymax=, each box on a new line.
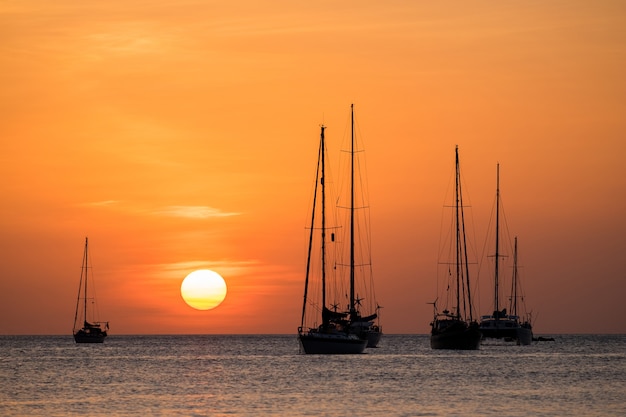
xmin=430 ymin=146 xmax=481 ymax=350
xmin=73 ymin=237 xmax=108 ymax=343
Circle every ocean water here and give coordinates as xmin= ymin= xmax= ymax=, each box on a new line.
xmin=0 ymin=334 xmax=624 ymax=416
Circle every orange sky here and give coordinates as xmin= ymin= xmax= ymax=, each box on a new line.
xmin=1 ymin=0 xmax=625 ymax=335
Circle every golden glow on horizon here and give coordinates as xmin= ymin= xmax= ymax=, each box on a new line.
xmin=181 ymin=270 xmax=227 ymax=310
xmin=0 ymin=1 xmax=624 ymax=335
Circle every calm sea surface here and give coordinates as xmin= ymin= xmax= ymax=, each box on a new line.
xmin=1 ymin=334 xmax=624 ymax=416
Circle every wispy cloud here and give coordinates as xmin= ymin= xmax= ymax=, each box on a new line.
xmin=153 ymin=205 xmax=240 ymax=219
xmin=121 ymin=260 xmax=261 ymax=283
xmin=84 ymin=200 xmax=121 ymax=207
xmin=80 ymin=202 xmax=239 ymax=219
xmin=158 ymin=260 xmax=259 ymax=275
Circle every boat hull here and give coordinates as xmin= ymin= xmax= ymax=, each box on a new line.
xmin=430 ymin=320 xmax=481 ymax=350
xmin=350 ymin=322 xmax=383 ymax=348
xmin=299 ymin=331 xmax=367 ymax=354
xmin=73 ymin=330 xmax=107 ymax=344
xmin=366 ymin=328 xmax=383 ymax=348
xmin=480 ymin=321 xmax=533 ymax=345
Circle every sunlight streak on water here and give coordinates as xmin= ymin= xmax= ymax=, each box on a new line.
xmin=0 ymin=335 xmax=624 ymax=416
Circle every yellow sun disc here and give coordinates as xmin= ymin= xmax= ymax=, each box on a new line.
xmin=180 ymin=270 xmax=227 ymax=310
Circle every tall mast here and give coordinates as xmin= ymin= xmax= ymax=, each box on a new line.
xmin=83 ymin=237 xmax=88 ymax=325
xmin=321 ymin=125 xmax=327 ymax=315
xmin=454 ymin=146 xmax=461 ymax=319
xmin=301 ymin=127 xmax=324 ymax=327
xmin=511 ymin=236 xmax=518 ymax=316
xmin=458 ymin=149 xmax=474 ymax=322
xmin=349 ymin=104 xmax=356 ymax=317
xmin=494 ymin=164 xmax=500 ymax=317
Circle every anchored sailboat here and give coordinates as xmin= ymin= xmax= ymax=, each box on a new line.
xmin=430 ymin=146 xmax=481 ymax=350
xmin=298 ymin=124 xmax=367 ymax=354
xmin=338 ymin=104 xmax=382 ymax=348
xmin=479 ymin=165 xmax=533 ymax=345
xmin=72 ymin=237 xmax=108 ymax=343
xmin=298 ymin=104 xmax=381 ymax=353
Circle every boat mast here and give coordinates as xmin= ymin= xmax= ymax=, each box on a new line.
xmin=454 ymin=146 xmax=461 ymax=319
xmin=321 ymin=125 xmax=327 ymax=317
xmin=510 ymin=236 xmax=518 ymax=316
xmin=349 ymin=104 xmax=356 ymax=318
xmin=458 ymin=149 xmax=474 ymax=322
xmin=494 ymin=164 xmax=500 ymax=318
xmin=73 ymin=238 xmax=87 ymax=332
xmin=301 ymin=127 xmax=324 ymax=327
xmin=83 ymin=237 xmax=88 ymax=326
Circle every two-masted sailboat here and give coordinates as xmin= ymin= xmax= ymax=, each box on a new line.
xmin=72 ymin=237 xmax=109 ymax=343
xmin=479 ymin=165 xmax=533 ymax=345
xmin=430 ymin=146 xmax=481 ymax=350
xmin=298 ymin=104 xmax=381 ymax=353
xmin=298 ymin=123 xmax=367 ymax=354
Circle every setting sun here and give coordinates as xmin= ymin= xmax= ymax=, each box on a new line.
xmin=180 ymin=270 xmax=227 ymax=310
xmin=0 ymin=1 xmax=624 ymax=336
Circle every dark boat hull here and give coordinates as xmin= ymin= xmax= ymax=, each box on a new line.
xmin=74 ymin=330 xmax=107 ymax=344
xmin=480 ymin=324 xmax=533 ymax=345
xmin=299 ymin=331 xmax=367 ymax=354
xmin=350 ymin=322 xmax=383 ymax=348
xmin=431 ymin=320 xmax=481 ymax=350
xmin=366 ymin=328 xmax=383 ymax=348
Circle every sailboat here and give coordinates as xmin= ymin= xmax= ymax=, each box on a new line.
xmin=298 ymin=123 xmax=368 ymax=354
xmin=72 ymin=237 xmax=109 ymax=343
xmin=430 ymin=146 xmax=481 ymax=350
xmin=479 ymin=165 xmax=533 ymax=345
xmin=339 ymin=104 xmax=382 ymax=348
